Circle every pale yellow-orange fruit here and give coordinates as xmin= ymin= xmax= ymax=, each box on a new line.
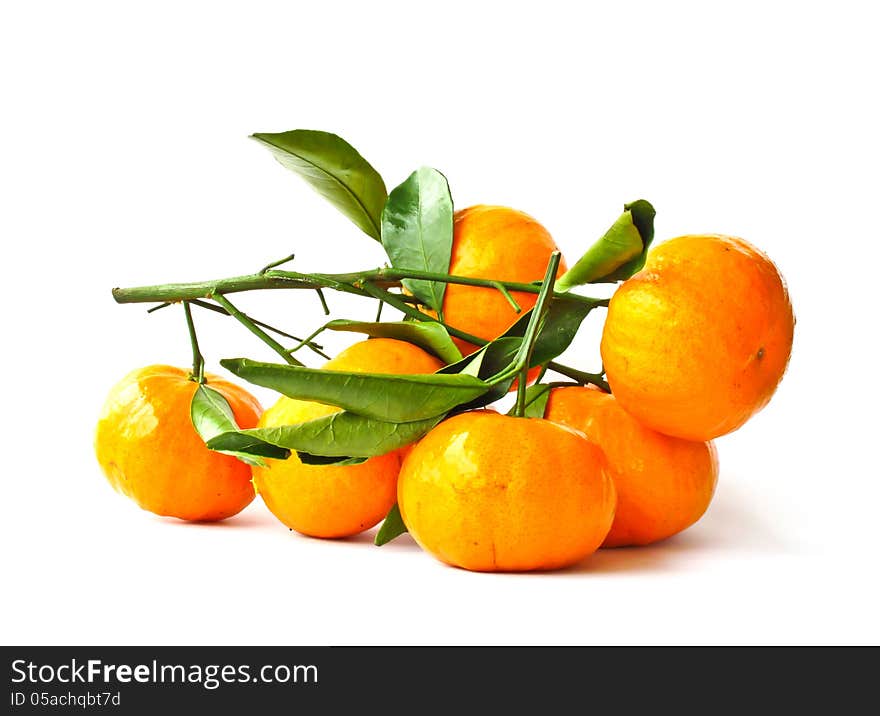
xmin=252 ymin=339 xmax=444 ymax=538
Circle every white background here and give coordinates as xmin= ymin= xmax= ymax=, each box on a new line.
xmin=2 ymin=1 xmax=878 ymax=645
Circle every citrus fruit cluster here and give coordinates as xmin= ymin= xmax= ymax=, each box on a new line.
xmin=97 ymin=130 xmax=794 ymax=572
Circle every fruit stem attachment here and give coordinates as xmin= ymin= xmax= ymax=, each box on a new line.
xmin=183 ymin=301 xmax=205 ymax=384
xmin=212 ymin=294 xmax=305 ymax=367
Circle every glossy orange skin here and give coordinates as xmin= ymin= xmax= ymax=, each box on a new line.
xmin=252 ymin=339 xmax=444 ymax=538
xmin=398 ymin=411 xmax=616 ymax=572
xmin=94 ymin=365 xmax=262 ymax=521
xmin=440 ymin=205 xmax=568 ymax=357
xmin=545 ymin=387 xmax=718 ymax=547
xmin=601 ymin=235 xmax=794 ymax=440
xmin=321 ymin=338 xmax=444 ymax=375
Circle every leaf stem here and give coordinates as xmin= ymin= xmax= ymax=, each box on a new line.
xmin=114 ymin=261 xmax=608 ymax=383
xmin=501 ymin=252 xmax=561 ymax=416
xmin=260 ymin=253 xmax=296 ymax=274
xmin=112 ymin=267 xmax=604 ymax=307
xmin=187 ymin=298 xmax=328 ymax=357
xmin=514 ymin=366 xmax=530 ymax=417
xmin=287 ymin=321 xmax=335 ymax=355
xmin=534 ymin=363 xmax=550 ymax=384
xmin=153 ymin=297 xmax=329 ymax=359
xmin=547 ymin=361 xmax=610 ymax=392
xmin=212 ymin=294 xmax=304 ymax=366
xmin=358 ymin=282 xmax=489 ymax=347
xmin=508 ymin=254 xmax=560 ymax=378
xmin=492 ymin=281 xmax=522 ymax=313
xmin=114 ymin=273 xmax=317 ymax=303
xmin=315 ymin=288 xmax=330 ymax=315
xmin=343 ymin=267 xmax=580 ymax=300
xmin=183 ymin=301 xmax=205 ymax=383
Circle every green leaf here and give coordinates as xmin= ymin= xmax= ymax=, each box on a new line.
xmin=251 ymin=129 xmax=387 ymax=241
xmin=437 ymin=341 xmax=523 ymax=411
xmin=375 ymin=503 xmax=408 ymax=546
xmin=207 ymin=412 xmax=443 ymax=458
xmin=440 ymin=297 xmax=593 ymax=377
xmin=381 ymin=167 xmax=454 ymax=313
xmin=603 ymin=200 xmax=656 ymax=281
xmin=297 ymin=453 xmax=368 ymax=466
xmin=439 ymin=297 xmax=593 ymax=409
xmin=507 ymin=383 xmax=553 ymax=419
xmin=556 ymin=199 xmax=656 ymax=289
xmin=325 ymin=319 xmax=462 ymax=364
xmin=190 ymin=384 xmax=288 ymax=466
xmin=220 ymin=358 xmax=488 ymax=423
xmin=519 ymin=297 xmax=595 ymax=366
xmin=439 ymin=337 xmax=510 ymax=380
xmin=204 ymin=431 xmax=291 ymax=459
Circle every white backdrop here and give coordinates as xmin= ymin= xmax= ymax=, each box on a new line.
xmin=2 ymin=1 xmax=878 ymax=645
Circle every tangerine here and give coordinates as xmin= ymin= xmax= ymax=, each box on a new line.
xmin=397 ymin=410 xmax=616 ymax=571
xmin=94 ymin=365 xmax=261 ymax=521
xmin=252 ymin=338 xmax=444 ymax=538
xmin=439 ymin=205 xmax=568 ymax=356
xmin=600 ymin=234 xmax=794 ymax=440
xmin=545 ymin=386 xmax=718 ymax=547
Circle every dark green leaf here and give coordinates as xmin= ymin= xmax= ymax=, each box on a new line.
xmin=297 ymin=453 xmax=368 ymax=466
xmin=439 ymin=337 xmax=519 ymax=405
xmin=220 ymin=358 xmax=488 ymax=423
xmin=381 ymin=167 xmax=454 ymax=313
xmin=203 ymin=430 xmax=290 ymax=459
xmin=556 ymin=199 xmax=656 ymax=288
xmin=207 ymin=412 xmax=443 ymax=458
xmin=440 ymin=297 xmax=593 ymax=377
xmin=325 ymin=319 xmax=462 ymax=364
xmin=507 ymin=383 xmax=553 ymax=419
xmin=375 ymin=503 xmax=408 ymax=546
xmin=603 ymin=199 xmax=656 ymax=281
xmin=443 ymin=337 xmax=521 ymax=379
xmin=439 ymin=297 xmax=593 ymax=409
xmin=190 ymin=385 xmax=288 ymax=465
xmin=525 ymin=298 xmax=595 ymax=366
xmin=251 ymin=129 xmax=387 ymax=241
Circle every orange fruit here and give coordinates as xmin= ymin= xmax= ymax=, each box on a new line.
xmin=94 ymin=365 xmax=262 ymax=521
xmin=439 ymin=205 xmax=568 ymax=357
xmin=544 ymin=386 xmax=718 ymax=547
xmin=318 ymin=337 xmax=445 ymax=375
xmin=600 ymin=234 xmax=794 ymax=440
xmin=252 ymin=338 xmax=444 ymax=538
xmin=397 ymin=410 xmax=616 ymax=571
